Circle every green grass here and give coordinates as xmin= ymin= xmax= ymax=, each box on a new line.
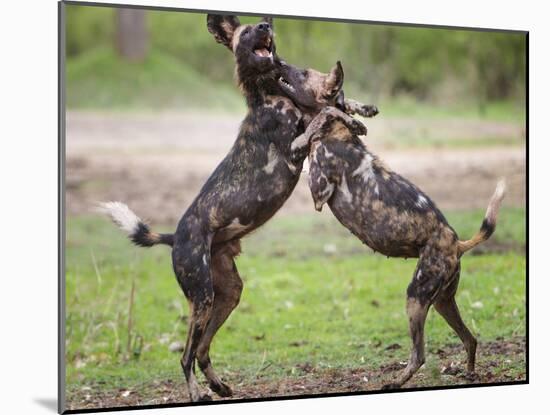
xmin=66 ymin=47 xmax=245 ymax=112
xmin=65 ymin=207 xmax=526 ymax=392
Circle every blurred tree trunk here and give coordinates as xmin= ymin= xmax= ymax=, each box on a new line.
xmin=115 ymin=9 xmax=148 ymax=62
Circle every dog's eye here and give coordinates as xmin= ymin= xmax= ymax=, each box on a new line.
xmin=242 ymin=28 xmax=250 ymax=36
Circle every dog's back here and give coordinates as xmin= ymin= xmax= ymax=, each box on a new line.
xmin=308 ymin=129 xmax=504 ymax=259
xmin=309 ymin=136 xmax=450 ymax=258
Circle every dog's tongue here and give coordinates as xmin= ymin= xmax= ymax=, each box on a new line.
xmin=254 ymin=48 xmax=270 ymax=57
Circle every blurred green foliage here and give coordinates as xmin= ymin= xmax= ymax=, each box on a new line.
xmin=65 ymin=4 xmax=526 ymax=110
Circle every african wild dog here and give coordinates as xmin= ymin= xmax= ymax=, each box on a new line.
xmin=305 ymin=104 xmax=506 ymax=388
xmin=101 ymin=14 xmax=375 ymax=402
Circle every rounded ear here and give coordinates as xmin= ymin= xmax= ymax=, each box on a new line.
xmin=325 ymin=61 xmax=344 ymax=95
xmin=207 ymin=14 xmax=241 ymax=50
xmin=260 ymin=16 xmax=274 ymax=29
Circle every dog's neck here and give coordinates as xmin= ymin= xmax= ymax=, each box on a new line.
xmin=236 ymin=56 xmax=284 ymax=109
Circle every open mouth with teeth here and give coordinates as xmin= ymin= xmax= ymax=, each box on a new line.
xmin=253 ymin=35 xmax=273 ymax=58
xmin=278 ymin=76 xmax=296 ymax=93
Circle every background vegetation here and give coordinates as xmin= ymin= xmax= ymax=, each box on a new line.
xmin=65 ymin=4 xmax=526 ymax=115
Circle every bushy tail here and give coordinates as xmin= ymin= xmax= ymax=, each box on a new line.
xmin=98 ymin=201 xmax=174 ymax=247
xmin=457 ymin=179 xmax=506 ymax=255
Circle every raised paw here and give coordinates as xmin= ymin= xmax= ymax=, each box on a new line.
xmin=324 ymin=106 xmax=367 ymax=136
xmin=343 ymin=99 xmax=379 ymax=118
xmin=347 ymin=117 xmax=367 ymax=136
xmin=316 ymin=106 xmax=339 ymax=126
xmin=306 ymin=106 xmax=366 ymax=140
xmin=305 ymin=107 xmax=337 ymax=139
xmin=362 ymin=104 xmax=379 ymax=118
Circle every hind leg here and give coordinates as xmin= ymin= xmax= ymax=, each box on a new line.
xmin=172 ymin=233 xmax=214 ymax=402
xmin=383 ymin=295 xmax=431 ymax=389
xmin=383 ymin=246 xmax=456 ymax=389
xmin=434 ymin=267 xmax=478 ymax=374
xmin=196 ymin=241 xmax=243 ymax=398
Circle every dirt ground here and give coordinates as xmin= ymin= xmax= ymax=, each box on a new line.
xmin=66 ymin=336 xmax=526 ymax=410
xmin=65 ymin=111 xmax=526 ymax=225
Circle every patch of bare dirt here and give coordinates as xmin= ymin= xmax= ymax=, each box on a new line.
xmin=66 ymin=337 xmax=526 ymax=411
xmin=65 ymin=111 xmax=526 ymax=225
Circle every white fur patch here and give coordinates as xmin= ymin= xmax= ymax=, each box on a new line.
xmin=339 ymin=174 xmax=353 ymax=203
xmin=98 ymin=201 xmax=141 ymax=235
xmin=486 ymin=179 xmax=506 ymax=222
xmin=416 ymin=195 xmax=429 ymax=208
xmin=352 ymin=154 xmax=374 ymax=181
xmin=263 ymin=143 xmax=280 ymax=174
xmin=310 ymin=142 xmax=321 ymax=164
xmin=319 ymin=180 xmax=334 ymax=197
xmin=223 ymin=218 xmax=249 ymax=239
xmin=322 ymin=147 xmax=335 ymax=159
xmin=291 ymin=133 xmax=309 ymax=151
xmin=285 ymin=161 xmax=298 ymax=174
xmin=315 ymin=182 xmax=334 ymax=211
xmin=494 ymin=179 xmax=506 ymax=201
xmin=309 ymin=169 xmax=334 ymax=211
xmin=301 ymin=158 xmax=310 ymax=174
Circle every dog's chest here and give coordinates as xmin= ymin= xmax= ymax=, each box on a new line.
xmin=260 ymin=96 xmax=302 ymax=143
xmin=249 ymin=96 xmax=305 ymax=178
xmin=208 ymin=101 xmax=304 ymax=243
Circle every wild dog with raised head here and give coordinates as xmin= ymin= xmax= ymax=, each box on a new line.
xmin=101 ymin=14 xmax=375 ymax=402
xmin=306 ymin=103 xmax=506 ymax=389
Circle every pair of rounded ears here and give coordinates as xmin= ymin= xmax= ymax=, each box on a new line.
xmin=207 ymin=14 xmax=274 ymax=50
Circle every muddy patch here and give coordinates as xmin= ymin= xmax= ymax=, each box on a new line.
xmin=66 ymin=337 xmax=526 ymax=410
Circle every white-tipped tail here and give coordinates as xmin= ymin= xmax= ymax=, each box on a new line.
xmin=98 ymin=201 xmax=174 ymax=247
xmin=485 ymin=179 xmax=506 ymax=225
xmin=458 ymin=179 xmax=506 ymax=254
xmin=98 ymin=201 xmax=141 ymax=235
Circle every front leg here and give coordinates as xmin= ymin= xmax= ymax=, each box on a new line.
xmin=289 ymin=130 xmax=311 ymax=165
xmin=261 ymin=96 xmax=306 ymax=167
xmin=309 ymin=106 xmax=367 ymax=140
xmin=290 ymin=107 xmax=366 ymax=164
xmin=308 ymin=142 xmax=335 ymax=211
xmin=343 ymin=98 xmax=379 ymax=118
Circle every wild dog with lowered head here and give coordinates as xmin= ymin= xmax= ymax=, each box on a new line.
xmin=101 ymin=14 xmax=375 ymax=402
xmin=306 ymin=105 xmax=506 ymax=389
